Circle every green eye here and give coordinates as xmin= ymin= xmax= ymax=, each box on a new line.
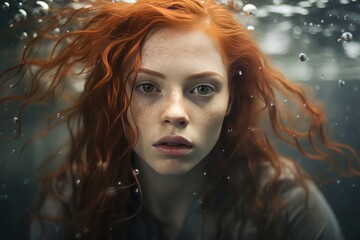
xmin=138 ymin=83 xmax=158 ymax=93
xmin=192 ymin=85 xmax=215 ymax=95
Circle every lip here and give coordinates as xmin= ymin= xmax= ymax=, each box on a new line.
xmin=154 ymin=135 xmax=193 ymax=147
xmin=153 ymin=135 xmax=193 ymax=156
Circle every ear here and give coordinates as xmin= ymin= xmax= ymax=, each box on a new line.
xmin=225 ymin=96 xmax=233 ymax=116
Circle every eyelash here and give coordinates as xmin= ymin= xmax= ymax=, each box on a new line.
xmin=137 ymin=83 xmax=159 ymax=94
xmin=136 ymin=82 xmax=216 ymax=96
xmin=190 ymin=84 xmax=215 ymax=95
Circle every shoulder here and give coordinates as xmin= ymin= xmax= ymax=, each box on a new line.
xmin=259 ymin=158 xmax=344 ymax=240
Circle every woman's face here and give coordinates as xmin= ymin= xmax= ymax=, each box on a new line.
xmin=128 ymin=27 xmax=230 ymax=175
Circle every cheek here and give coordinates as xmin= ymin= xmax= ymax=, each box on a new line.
xmin=199 ymin=108 xmax=227 ymax=138
xmin=128 ymin=101 xmax=153 ymax=141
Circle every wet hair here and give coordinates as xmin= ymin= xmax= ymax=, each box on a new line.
xmin=0 ymin=0 xmax=359 ymax=239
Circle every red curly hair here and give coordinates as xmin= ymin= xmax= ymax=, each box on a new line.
xmin=0 ymin=0 xmax=359 ymax=239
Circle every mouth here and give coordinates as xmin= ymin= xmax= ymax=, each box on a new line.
xmin=153 ymin=135 xmax=193 ymax=148
xmin=155 ymin=142 xmax=192 ymax=147
xmin=153 ymin=135 xmax=193 ymax=156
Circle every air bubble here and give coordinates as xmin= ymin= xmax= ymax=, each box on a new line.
xmin=32 ymin=1 xmax=50 ymax=16
xmin=75 ymin=232 xmax=82 ymax=239
xmin=134 ymin=188 xmax=139 ymax=193
xmin=338 ymin=32 xmax=353 ymax=42
xmin=203 ymin=172 xmax=207 ymax=176
xmin=193 ymin=192 xmax=197 ymax=196
xmin=0 ymin=195 xmax=9 ymax=200
xmin=134 ymin=169 xmax=140 ymax=175
xmin=11 ymin=149 xmax=16 ymax=154
xmin=298 ymin=53 xmax=308 ymax=61
xmin=227 ymin=176 xmax=231 ymax=180
xmin=247 ymin=25 xmax=255 ymax=31
xmin=238 ymin=70 xmax=243 ymax=76
xmin=242 ymin=4 xmax=257 ymax=17
xmin=23 ymin=178 xmax=29 ymax=184
xmin=117 ymin=181 xmax=122 ymax=185
xmin=283 ymin=98 xmax=288 ymax=102
xmin=14 ymin=9 xmax=27 ymax=22
xmin=13 ymin=117 xmax=19 ymax=124
xmin=76 ymin=179 xmax=81 ymax=184
xmin=20 ymin=32 xmax=28 ymax=41
xmin=320 ymin=74 xmax=324 ymax=79
xmin=52 ymin=28 xmax=61 ymax=36
xmin=336 ymin=179 xmax=341 ymax=184
xmin=2 ymin=2 xmax=10 ymax=10
xmin=338 ymin=79 xmax=346 ymax=87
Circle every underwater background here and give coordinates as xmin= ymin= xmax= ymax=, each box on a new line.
xmin=0 ymin=0 xmax=359 ymax=239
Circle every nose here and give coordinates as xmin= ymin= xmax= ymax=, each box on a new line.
xmin=161 ymin=92 xmax=189 ymax=127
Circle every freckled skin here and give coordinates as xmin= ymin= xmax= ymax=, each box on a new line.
xmin=128 ymin=27 xmax=230 ymax=175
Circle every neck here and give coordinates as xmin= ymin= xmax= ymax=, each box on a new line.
xmin=133 ymin=156 xmax=209 ymax=237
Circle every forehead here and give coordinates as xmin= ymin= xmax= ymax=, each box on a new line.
xmin=141 ymin=27 xmax=224 ymax=67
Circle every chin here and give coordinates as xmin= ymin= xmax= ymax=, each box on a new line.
xmin=153 ymin=159 xmax=193 ymax=176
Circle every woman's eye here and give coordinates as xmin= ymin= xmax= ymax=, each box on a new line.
xmin=191 ymin=85 xmax=215 ymax=95
xmin=137 ymin=83 xmax=159 ymax=93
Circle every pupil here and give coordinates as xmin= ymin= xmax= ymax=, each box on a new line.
xmin=144 ymin=84 xmax=153 ymax=92
xmin=198 ymin=86 xmax=207 ymax=94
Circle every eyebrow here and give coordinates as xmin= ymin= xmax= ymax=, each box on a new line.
xmin=138 ymin=68 xmax=225 ymax=80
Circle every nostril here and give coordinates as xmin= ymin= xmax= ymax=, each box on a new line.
xmin=163 ymin=118 xmax=188 ymax=126
xmin=179 ymin=120 xmax=187 ymax=126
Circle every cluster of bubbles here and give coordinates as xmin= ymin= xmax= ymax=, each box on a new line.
xmin=297 ymin=30 xmax=353 ymax=73
xmin=2 ymin=1 xmax=50 ymax=25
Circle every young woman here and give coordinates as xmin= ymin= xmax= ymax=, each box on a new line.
xmin=0 ymin=0 xmax=359 ymax=239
